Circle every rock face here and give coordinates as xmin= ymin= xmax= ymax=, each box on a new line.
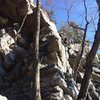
xmin=0 ymin=0 xmax=100 ymax=100
xmin=0 ymin=1 xmax=69 ymax=100
xmin=0 ymin=0 xmax=67 ymax=73
xmin=0 ymin=30 xmax=74 ymax=100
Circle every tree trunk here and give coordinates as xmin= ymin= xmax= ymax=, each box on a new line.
xmin=73 ymin=0 xmax=89 ymax=80
xmin=77 ymin=2 xmax=100 ymax=99
xmin=32 ymin=0 xmax=41 ymax=100
xmin=73 ymin=22 xmax=89 ymax=80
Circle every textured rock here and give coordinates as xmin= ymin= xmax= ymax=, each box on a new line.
xmin=69 ymin=48 xmax=77 ymax=58
xmin=41 ymin=31 xmax=67 ymax=72
xmin=0 ymin=1 xmax=100 ymax=100
xmin=64 ymin=94 xmax=73 ymax=100
xmin=93 ymin=67 xmax=100 ymax=74
xmin=40 ymin=64 xmax=67 ymax=100
xmin=69 ymin=43 xmax=90 ymax=58
xmin=41 ymin=86 xmax=64 ymax=100
xmin=0 ymin=29 xmax=15 ymax=70
xmin=65 ymin=73 xmax=79 ymax=99
xmin=88 ymin=82 xmax=100 ymax=100
xmin=92 ymin=72 xmax=100 ymax=82
xmin=0 ymin=0 xmax=68 ymax=73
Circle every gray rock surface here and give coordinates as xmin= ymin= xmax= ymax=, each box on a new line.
xmin=0 ymin=0 xmax=99 ymax=100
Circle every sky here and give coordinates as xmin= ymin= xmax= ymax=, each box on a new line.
xmin=35 ymin=0 xmax=99 ymax=52
xmin=34 ymin=0 xmax=100 ymax=54
xmin=41 ymin=0 xmax=98 ymax=43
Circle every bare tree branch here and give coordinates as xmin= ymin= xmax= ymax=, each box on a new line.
xmin=83 ymin=0 xmax=88 ymax=22
xmin=77 ymin=0 xmax=100 ymax=99
xmin=73 ymin=0 xmax=89 ymax=80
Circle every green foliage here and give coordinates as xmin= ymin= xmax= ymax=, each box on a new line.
xmin=59 ymin=21 xmax=84 ymax=45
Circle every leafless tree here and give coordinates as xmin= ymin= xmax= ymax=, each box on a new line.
xmin=73 ymin=0 xmax=89 ymax=80
xmin=65 ymin=0 xmax=98 ymax=82
xmin=77 ymin=0 xmax=100 ymax=99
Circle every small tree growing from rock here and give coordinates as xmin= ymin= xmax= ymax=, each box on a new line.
xmin=32 ymin=0 xmax=41 ymax=100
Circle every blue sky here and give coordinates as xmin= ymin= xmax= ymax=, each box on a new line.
xmin=42 ymin=0 xmax=98 ymax=43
